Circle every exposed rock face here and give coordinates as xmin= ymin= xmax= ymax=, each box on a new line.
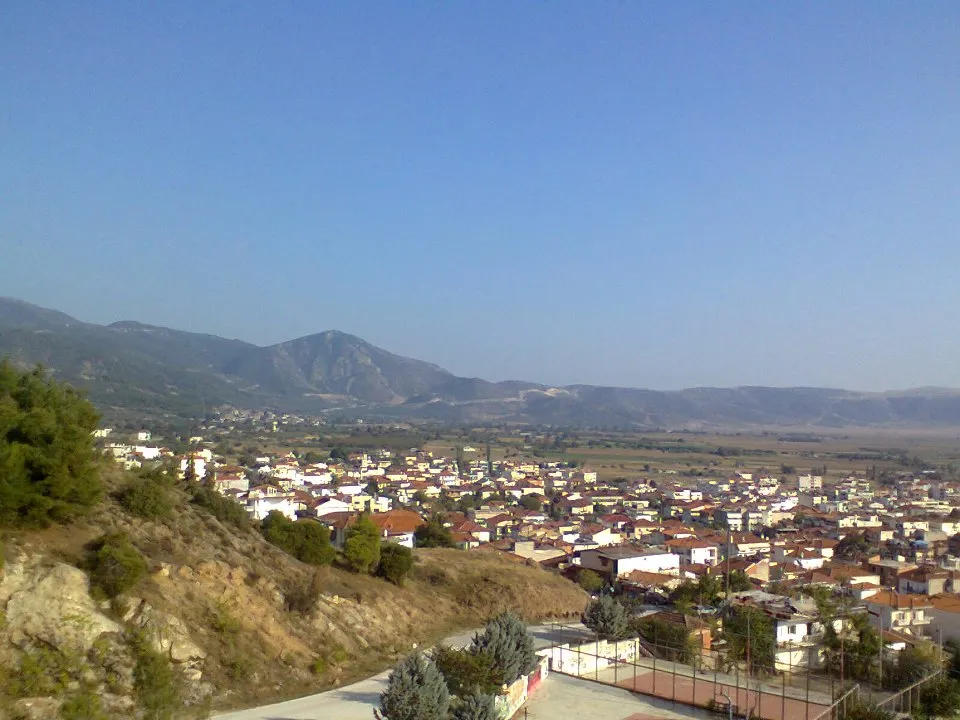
xmin=9 ymin=697 xmax=61 ymax=720
xmin=123 ymin=596 xmax=208 ymax=689
xmin=0 ymin=556 xmax=121 ymax=654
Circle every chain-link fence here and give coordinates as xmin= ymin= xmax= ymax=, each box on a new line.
xmin=537 ymin=622 xmax=872 ymax=720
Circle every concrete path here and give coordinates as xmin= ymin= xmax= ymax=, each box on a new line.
xmin=212 ymin=623 xmax=589 ymax=720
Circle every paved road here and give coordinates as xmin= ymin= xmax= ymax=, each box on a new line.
xmin=212 ymin=623 xmax=590 ymax=720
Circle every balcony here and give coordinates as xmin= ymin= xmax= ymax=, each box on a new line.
xmin=892 ymin=615 xmax=931 ymax=627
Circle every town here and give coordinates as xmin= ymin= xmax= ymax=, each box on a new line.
xmin=96 ymin=420 xmax=960 ymax=717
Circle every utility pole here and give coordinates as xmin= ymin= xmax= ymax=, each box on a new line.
xmin=840 ymin=604 xmax=845 ymax=690
xmin=725 ymin=526 xmax=732 ymax=598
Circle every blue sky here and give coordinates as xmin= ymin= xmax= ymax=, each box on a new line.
xmin=2 ymin=2 xmax=959 ymax=390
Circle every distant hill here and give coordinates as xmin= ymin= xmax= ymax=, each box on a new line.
xmin=3 ymin=297 xmax=960 ymax=428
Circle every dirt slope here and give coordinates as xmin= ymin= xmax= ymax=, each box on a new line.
xmin=0 ymin=480 xmax=587 ymax=717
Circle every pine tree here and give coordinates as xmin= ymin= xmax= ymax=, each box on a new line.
xmin=583 ymin=595 xmax=630 ymax=640
xmin=0 ymin=361 xmax=101 ymax=528
xmin=451 ymin=692 xmax=498 ymax=720
xmin=469 ymin=612 xmax=537 ymax=685
xmin=376 ymin=652 xmax=450 ymax=720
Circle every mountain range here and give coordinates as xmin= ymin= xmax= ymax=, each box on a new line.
xmin=3 ymin=297 xmax=960 ymax=428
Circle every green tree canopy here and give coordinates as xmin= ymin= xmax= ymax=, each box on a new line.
xmin=117 ymin=476 xmax=173 ymax=520
xmin=469 ymin=612 xmax=537 ymax=685
xmin=432 ymin=645 xmax=503 ymax=696
xmin=823 ymin=611 xmax=882 ymax=682
xmin=727 ymin=570 xmax=753 ymax=593
xmin=414 ymin=515 xmax=456 ymax=548
xmin=344 ymin=514 xmax=382 ymax=574
xmin=450 ymin=692 xmax=498 ymax=720
xmin=722 ymin=605 xmax=775 ymax=674
xmin=0 ymin=362 xmax=101 ymax=527
xmin=377 ymin=651 xmax=450 ymax=720
xmin=583 ymin=595 xmax=631 ymax=641
xmin=634 ymin=616 xmax=698 ymax=663
xmin=87 ymin=532 xmax=147 ymax=599
xmin=890 ymin=643 xmax=941 ymax=689
xmin=518 ymin=494 xmax=542 ymax=511
xmin=577 ymin=569 xmax=605 ymax=593
xmin=260 ymin=512 xmax=335 ymax=566
xmin=377 ymin=543 xmax=414 ymax=585
xmin=918 ymin=677 xmax=960 ymax=719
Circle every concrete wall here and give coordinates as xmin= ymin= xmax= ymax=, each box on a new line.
xmin=538 ymin=638 xmax=646 ymax=677
xmin=495 ymin=656 xmax=549 ymax=719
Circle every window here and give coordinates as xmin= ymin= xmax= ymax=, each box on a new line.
xmin=788 ymin=625 xmax=798 ymax=635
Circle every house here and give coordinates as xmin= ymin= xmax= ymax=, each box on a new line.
xmin=620 ymin=571 xmax=683 ymax=595
xmin=451 ymin=519 xmax=492 ymax=544
xmin=928 ymin=594 xmax=960 ymax=643
xmin=898 ymin=566 xmax=950 ymax=596
xmin=714 ymin=508 xmax=744 ymax=532
xmin=246 ymin=492 xmax=296 ymax=521
xmin=559 ymin=498 xmax=594 ymax=516
xmin=864 ymin=591 xmax=933 ymax=638
xmin=729 ymin=534 xmax=771 ymax=558
xmin=729 ymin=592 xmax=829 ymax=670
xmin=865 ymin=558 xmax=919 ymax=587
xmin=368 ymin=509 xmax=424 ymax=548
xmin=314 ymin=497 xmax=352 ymax=517
xmin=511 ymin=540 xmax=569 ymax=565
xmin=579 ymin=547 xmax=681 ymax=579
xmin=665 ymin=538 xmax=720 ymax=566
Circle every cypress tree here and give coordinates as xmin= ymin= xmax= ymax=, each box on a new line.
xmin=377 ymin=652 xmax=450 ymax=720
xmin=451 ymin=692 xmax=498 ymax=720
xmin=469 ymin=612 xmax=537 ymax=685
xmin=583 ymin=595 xmax=630 ymax=640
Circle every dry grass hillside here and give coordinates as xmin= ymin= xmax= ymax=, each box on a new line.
xmin=0 ymin=470 xmax=587 ymax=717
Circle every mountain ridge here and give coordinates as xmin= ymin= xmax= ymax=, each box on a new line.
xmin=3 ymin=297 xmax=960 ymax=428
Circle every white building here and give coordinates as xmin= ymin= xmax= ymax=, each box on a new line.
xmin=579 ymin=547 xmax=681 ymax=579
xmin=246 ymin=494 xmax=297 ymax=521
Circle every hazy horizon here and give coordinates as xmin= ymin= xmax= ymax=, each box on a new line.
xmin=2 ymin=4 xmax=959 ymax=391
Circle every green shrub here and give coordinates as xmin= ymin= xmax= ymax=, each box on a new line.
xmin=583 ymin=596 xmax=631 ymax=640
xmin=377 ymin=543 xmax=414 ymax=585
xmin=190 ymin=484 xmax=249 ymax=528
xmin=132 ymin=637 xmax=182 ymax=720
xmin=118 ymin=478 xmax=172 ymax=519
xmin=224 ymin=653 xmax=252 ymax=680
xmin=210 ymin=600 xmax=241 ymax=635
xmin=433 ymin=645 xmax=503 ymax=696
xmin=469 ymin=612 xmax=537 ymax=686
xmin=261 ymin=512 xmax=335 ymax=566
xmin=7 ymin=645 xmax=73 ymax=697
xmin=917 ymin=677 xmax=960 ymax=718
xmin=378 ymin=651 xmax=450 ymax=720
xmin=451 ymin=692 xmax=498 ymax=720
xmin=310 ymin=656 xmax=327 ymax=675
xmin=414 ymin=516 xmax=456 ymax=548
xmin=88 ymin=533 xmax=147 ymax=598
xmin=0 ymin=361 xmax=101 ymax=528
xmin=284 ymin=570 xmax=323 ymax=614
xmin=577 ymin=569 xmax=604 ymax=593
xmin=60 ymin=685 xmax=109 ymax=720
xmin=343 ymin=515 xmax=381 ymax=574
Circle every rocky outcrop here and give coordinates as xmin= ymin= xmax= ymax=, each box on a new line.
xmin=123 ymin=597 xmax=207 ymax=682
xmin=0 ymin=555 xmax=120 ymax=654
